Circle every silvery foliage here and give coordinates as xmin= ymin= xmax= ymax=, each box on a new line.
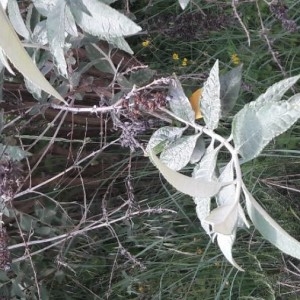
xmin=147 ymin=60 xmax=300 ymax=271
xmin=1 ymin=0 xmax=141 ymax=98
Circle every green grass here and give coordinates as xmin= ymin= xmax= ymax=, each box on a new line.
xmin=1 ymin=0 xmax=300 ymax=299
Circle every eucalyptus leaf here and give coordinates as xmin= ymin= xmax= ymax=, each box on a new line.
xmin=69 ymin=0 xmax=141 ymax=38
xmin=178 ymin=0 xmax=190 ymax=10
xmin=200 ymin=60 xmax=221 ymax=130
xmin=7 ymin=0 xmax=31 ymax=40
xmin=47 ymin=0 xmax=68 ymax=77
xmin=168 ymin=76 xmax=195 ymax=123
xmin=243 ymin=185 xmax=300 ymax=260
xmin=146 ymin=126 xmax=186 ymax=155
xmin=217 ymin=233 xmax=244 ymax=271
xmin=149 ymin=150 xmax=228 ymax=198
xmin=32 ymin=0 xmax=59 ymax=17
xmin=219 ymin=64 xmax=242 ymax=116
xmin=160 ymin=133 xmax=200 ymax=171
xmin=0 ymin=6 xmax=67 ymax=104
xmin=32 ymin=20 xmax=48 ymax=45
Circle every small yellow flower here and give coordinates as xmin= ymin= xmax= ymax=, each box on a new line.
xmin=142 ymin=40 xmax=150 ymax=47
xmin=231 ymin=53 xmax=240 ymax=65
xmin=172 ymin=52 xmax=179 ymax=60
xmin=182 ymin=58 xmax=188 ymax=66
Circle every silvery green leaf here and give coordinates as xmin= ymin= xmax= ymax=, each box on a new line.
xmin=47 ymin=0 xmax=68 ymax=77
xmin=106 ymin=35 xmax=134 ymax=55
xmin=0 ymin=48 xmax=14 ymax=75
xmin=168 ymin=76 xmax=195 ymax=123
xmin=146 ymin=126 xmax=186 ymax=155
xmin=204 ymin=203 xmax=238 ymax=235
xmin=233 ymin=94 xmax=300 ymax=162
xmin=32 ymin=0 xmax=59 ymax=17
xmin=64 ymin=4 xmax=77 ymax=36
xmin=254 ymin=75 xmax=300 ymax=108
xmin=32 ymin=20 xmax=48 ymax=45
xmin=0 ymin=144 xmax=31 ymax=161
xmin=0 ymin=0 xmax=7 ymax=9
xmin=189 ymin=136 xmax=205 ymax=164
xmin=243 ymin=185 xmax=300 ymax=260
xmin=130 ymin=68 xmax=156 ymax=87
xmin=217 ymin=233 xmax=244 ymax=271
xmin=149 ymin=150 xmax=228 ymax=198
xmin=85 ymin=44 xmax=115 ymax=74
xmin=232 ymin=107 xmax=262 ymax=161
xmin=220 ymin=64 xmax=242 ymax=116
xmin=217 ymin=160 xmax=250 ymax=228
xmin=194 ymin=197 xmax=211 ymax=235
xmin=192 ymin=140 xmax=220 ymax=180
xmin=69 ymin=0 xmax=141 ymax=37
xmin=7 ymin=0 xmax=31 ymax=40
xmin=178 ymin=0 xmax=190 ymax=10
xmin=200 ymin=60 xmax=221 ymax=130
xmin=0 ymin=6 xmax=67 ymax=104
xmin=160 ymin=134 xmax=200 ymax=171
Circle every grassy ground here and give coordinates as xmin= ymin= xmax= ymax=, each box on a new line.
xmin=1 ymin=0 xmax=300 ymax=299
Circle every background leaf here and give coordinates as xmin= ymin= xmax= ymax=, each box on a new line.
xmin=0 ymin=144 xmax=31 ymax=161
xmin=47 ymin=0 xmax=68 ymax=77
xmin=7 ymin=0 xmax=31 ymax=40
xmin=219 ymin=64 xmax=243 ymax=116
xmin=189 ymin=136 xmax=205 ymax=164
xmin=243 ymin=185 xmax=300 ymax=260
xmin=160 ymin=134 xmax=200 ymax=171
xmin=200 ymin=60 xmax=221 ymax=130
xmin=68 ymin=0 xmax=141 ymax=41
xmin=168 ymin=76 xmax=195 ymax=123
xmin=0 ymin=5 xmax=67 ymax=104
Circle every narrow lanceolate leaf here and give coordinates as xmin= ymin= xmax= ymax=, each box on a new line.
xmin=220 ymin=64 xmax=243 ymax=116
xmin=204 ymin=203 xmax=238 ymax=235
xmin=160 ymin=134 xmax=200 ymax=171
xmin=254 ymin=75 xmax=300 ymax=108
xmin=149 ymin=150 xmax=227 ymax=198
xmin=64 ymin=4 xmax=78 ymax=36
xmin=217 ymin=160 xmax=250 ymax=228
xmin=233 ymin=94 xmax=300 ymax=162
xmin=194 ymin=197 xmax=211 ymax=235
xmin=189 ymin=136 xmax=205 ymax=164
xmin=0 ymin=6 xmax=67 ymax=104
xmin=7 ymin=0 xmax=31 ymax=40
xmin=47 ymin=0 xmax=68 ymax=77
xmin=200 ymin=60 xmax=221 ymax=130
xmin=168 ymin=76 xmax=195 ymax=123
xmin=146 ymin=126 xmax=186 ymax=155
xmin=192 ymin=140 xmax=220 ymax=180
xmin=178 ymin=0 xmax=190 ymax=10
xmin=243 ymin=185 xmax=300 ymax=260
xmin=68 ymin=0 xmax=141 ymax=37
xmin=217 ymin=233 xmax=244 ymax=271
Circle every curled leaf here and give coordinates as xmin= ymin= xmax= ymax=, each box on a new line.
xmin=150 ymin=150 xmax=228 ymax=198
